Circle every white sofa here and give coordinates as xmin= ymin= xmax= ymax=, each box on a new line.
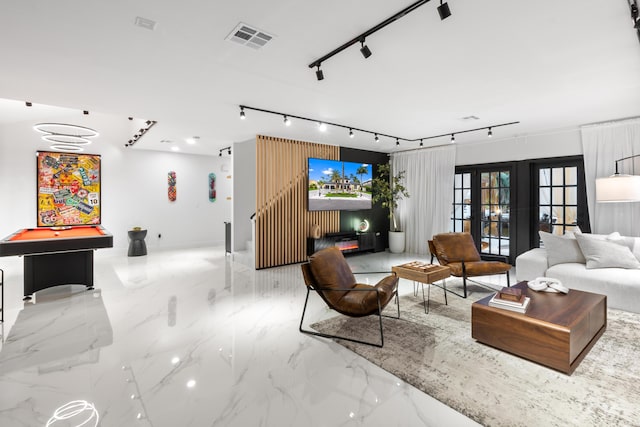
xmin=515 ymin=232 xmax=640 ymax=314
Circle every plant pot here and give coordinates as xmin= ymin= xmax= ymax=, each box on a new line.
xmin=388 ymin=231 xmax=405 ymax=253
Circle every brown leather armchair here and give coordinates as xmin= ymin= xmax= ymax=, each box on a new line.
xmin=430 ymin=232 xmax=511 ymax=298
xmin=299 ymin=246 xmax=399 ymax=347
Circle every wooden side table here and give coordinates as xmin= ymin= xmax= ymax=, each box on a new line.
xmin=392 ymin=262 xmax=451 ymax=313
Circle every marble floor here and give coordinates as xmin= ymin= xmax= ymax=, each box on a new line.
xmin=0 ymin=246 xmax=499 ymax=426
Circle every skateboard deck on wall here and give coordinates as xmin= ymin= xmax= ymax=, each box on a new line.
xmin=209 ymin=173 xmax=216 ymax=202
xmin=168 ymin=171 xmax=177 ymax=201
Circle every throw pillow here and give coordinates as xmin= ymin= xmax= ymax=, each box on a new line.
xmin=574 ymin=233 xmax=640 ymax=269
xmin=539 ymin=231 xmax=586 ymax=266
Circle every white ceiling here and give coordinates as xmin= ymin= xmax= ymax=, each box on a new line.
xmin=1 ymin=0 xmax=639 ymax=156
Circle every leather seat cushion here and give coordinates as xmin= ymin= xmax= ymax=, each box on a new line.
xmin=308 ymin=247 xmax=398 ymax=315
xmin=338 ymin=275 xmax=398 ymax=317
xmin=447 ymin=261 xmax=511 ymax=277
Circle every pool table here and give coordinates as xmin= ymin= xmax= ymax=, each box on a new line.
xmin=0 ymin=225 xmax=113 ymax=299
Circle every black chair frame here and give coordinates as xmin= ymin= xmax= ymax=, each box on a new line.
xmin=454 ymin=259 xmax=511 ymax=298
xmin=299 ymin=268 xmax=399 ymax=348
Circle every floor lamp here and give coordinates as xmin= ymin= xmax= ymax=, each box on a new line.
xmin=596 ymin=154 xmax=640 ymax=202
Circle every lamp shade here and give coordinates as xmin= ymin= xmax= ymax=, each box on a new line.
xmin=596 ymin=174 xmax=640 ymax=202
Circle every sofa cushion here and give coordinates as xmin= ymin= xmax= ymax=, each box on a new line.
xmin=546 ymin=263 xmax=640 ymax=313
xmin=539 ymin=231 xmax=585 ymax=266
xmin=575 ymin=233 xmax=640 ymax=269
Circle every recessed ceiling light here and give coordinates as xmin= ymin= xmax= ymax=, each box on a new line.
xmin=171 ymin=146 xmax=180 ymax=152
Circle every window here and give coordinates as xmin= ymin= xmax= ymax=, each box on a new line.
xmin=533 ymin=157 xmax=589 ymax=246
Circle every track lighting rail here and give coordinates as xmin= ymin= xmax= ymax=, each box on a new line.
xmin=239 ymin=104 xmax=519 ymax=147
xmin=308 ymin=0 xmax=433 ymax=71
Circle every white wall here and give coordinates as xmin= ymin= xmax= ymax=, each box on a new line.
xmin=232 ymin=138 xmax=256 ymax=251
xmin=455 ymin=127 xmax=582 ymax=165
xmin=0 ymin=116 xmax=231 ymax=251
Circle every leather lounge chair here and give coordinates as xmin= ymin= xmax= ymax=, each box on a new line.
xmin=299 ymin=246 xmax=399 ymax=347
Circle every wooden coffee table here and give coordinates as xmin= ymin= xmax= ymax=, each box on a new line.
xmin=472 ymin=282 xmax=606 ymax=374
xmin=392 ymin=262 xmax=450 ymax=313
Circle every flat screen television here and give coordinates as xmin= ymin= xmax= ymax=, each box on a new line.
xmin=308 ymin=157 xmax=372 ymax=211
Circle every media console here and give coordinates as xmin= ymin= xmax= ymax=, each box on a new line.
xmin=307 ymin=231 xmax=382 ymax=256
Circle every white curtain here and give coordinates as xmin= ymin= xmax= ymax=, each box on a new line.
xmin=581 ymin=118 xmax=640 ymax=236
xmin=391 ymin=146 xmax=456 ymax=255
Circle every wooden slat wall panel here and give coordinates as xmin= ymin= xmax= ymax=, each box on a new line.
xmin=255 ymin=135 xmax=339 ymax=269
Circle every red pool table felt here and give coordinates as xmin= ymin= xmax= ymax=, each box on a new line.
xmin=8 ymin=226 xmax=108 ymax=241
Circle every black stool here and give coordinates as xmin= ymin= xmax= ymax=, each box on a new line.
xmin=127 ymin=229 xmax=147 ymax=257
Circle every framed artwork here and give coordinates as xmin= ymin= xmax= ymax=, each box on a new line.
xmin=36 ymin=151 xmax=101 ymax=226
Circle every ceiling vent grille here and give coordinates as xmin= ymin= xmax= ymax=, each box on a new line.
xmin=226 ymin=23 xmax=274 ymax=49
xmin=134 ymin=16 xmax=157 ymax=31
xmin=461 ymin=115 xmax=480 ymax=121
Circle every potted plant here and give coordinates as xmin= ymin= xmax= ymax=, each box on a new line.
xmin=372 ymin=163 xmax=410 ymax=253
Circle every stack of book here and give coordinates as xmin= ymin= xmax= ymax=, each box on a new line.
xmin=488 ymin=287 xmax=530 ymax=313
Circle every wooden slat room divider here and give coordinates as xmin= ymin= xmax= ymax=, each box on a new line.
xmin=255 ymin=135 xmax=340 ymax=269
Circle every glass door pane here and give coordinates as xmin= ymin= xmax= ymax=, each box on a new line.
xmin=479 ymin=170 xmax=510 ymax=257
xmin=450 ymin=172 xmax=471 ymax=233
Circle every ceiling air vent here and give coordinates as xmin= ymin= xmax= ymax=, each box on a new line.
xmin=134 ymin=16 xmax=157 ymax=31
xmin=461 ymin=115 xmax=480 ymax=121
xmin=226 ymin=23 xmax=274 ymax=49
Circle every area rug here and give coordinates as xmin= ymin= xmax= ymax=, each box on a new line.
xmin=310 ymin=281 xmax=640 ymax=427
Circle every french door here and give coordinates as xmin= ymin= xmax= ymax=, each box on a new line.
xmin=451 ymin=164 xmax=514 ymax=261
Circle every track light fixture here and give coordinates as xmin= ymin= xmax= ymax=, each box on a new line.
xmin=309 ymin=0 xmax=453 ymax=80
xmin=25 ymin=101 xmax=32 ymax=107
xmin=630 ymin=1 xmax=640 ymax=39
xmin=240 ymin=106 xmax=246 ymax=120
xmin=237 ymin=105 xmax=519 ymax=149
xmin=438 ymin=1 xmax=452 ymax=20
xmin=283 ymin=115 xmax=291 ymax=126
xmin=360 ymin=39 xmax=372 ymax=59
xmin=83 ymin=110 xmax=89 ymax=115
xmin=218 ymin=146 xmax=232 ymax=157
xmin=124 ymin=120 xmax=157 ymax=148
